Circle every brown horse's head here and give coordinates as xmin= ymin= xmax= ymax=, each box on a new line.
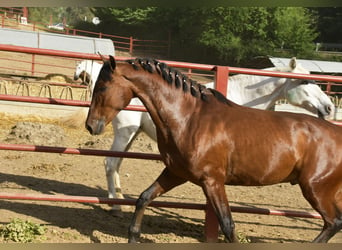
xmin=85 ymin=56 xmax=134 ymax=135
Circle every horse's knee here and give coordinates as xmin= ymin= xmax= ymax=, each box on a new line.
xmin=105 ymin=157 xmax=121 ymax=177
xmin=135 ymin=190 xmax=152 ymax=209
xmin=105 ymin=157 xmax=116 ymax=170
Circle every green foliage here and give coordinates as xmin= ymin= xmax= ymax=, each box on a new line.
xmin=0 ymin=218 xmax=46 ymax=243
xmin=28 ymin=7 xmax=94 ymax=26
xmin=27 ymin=7 xmax=55 ymax=24
xmin=93 ymin=7 xmax=318 ymax=64
xmin=27 ymin=7 xmax=332 ymax=65
xmin=108 ymin=7 xmax=156 ymax=24
xmin=274 ymin=7 xmax=318 ymax=55
xmin=237 ymin=231 xmax=251 ymax=243
xmin=313 ymin=7 xmax=342 ymax=43
xmin=198 ymin=7 xmax=276 ymax=63
xmin=197 ymin=7 xmax=318 ymax=63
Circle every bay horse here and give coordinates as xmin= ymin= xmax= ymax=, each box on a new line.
xmin=74 ymin=58 xmax=335 ymax=214
xmin=85 ymin=56 xmax=342 ymax=243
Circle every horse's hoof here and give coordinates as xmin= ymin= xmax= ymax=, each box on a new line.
xmin=128 ymin=236 xmax=140 ymax=243
xmin=109 ymin=209 xmax=124 ymax=218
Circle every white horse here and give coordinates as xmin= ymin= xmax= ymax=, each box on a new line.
xmin=74 ymin=60 xmax=103 ymax=87
xmin=73 ymin=58 xmax=335 ymax=215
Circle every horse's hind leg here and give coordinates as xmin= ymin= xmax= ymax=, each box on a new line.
xmin=300 ymin=174 xmax=342 ymax=243
xmin=201 ymin=178 xmax=238 ymax=242
xmin=312 ymin=189 xmax=342 ymax=243
xmin=313 ymin=218 xmax=342 ymax=243
xmin=128 ymin=168 xmax=186 ymax=243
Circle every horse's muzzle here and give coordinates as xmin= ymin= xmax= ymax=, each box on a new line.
xmin=318 ymin=104 xmax=335 ymax=120
xmin=86 ymin=119 xmax=106 ymax=135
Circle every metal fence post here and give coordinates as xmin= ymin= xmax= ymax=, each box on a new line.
xmin=213 ymin=65 xmax=229 ymax=95
xmin=31 ymin=54 xmax=35 ymax=76
xmin=203 ymin=65 xmax=230 ymax=243
xmin=129 ymin=36 xmax=134 ymax=54
xmin=204 ymin=201 xmax=219 ymax=242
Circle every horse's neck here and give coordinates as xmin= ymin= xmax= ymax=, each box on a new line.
xmin=124 ymin=68 xmax=200 ymax=140
xmin=227 ymin=74 xmax=288 ymax=110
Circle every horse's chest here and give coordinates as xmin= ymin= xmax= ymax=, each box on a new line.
xmin=157 ymin=136 xmax=198 ymax=177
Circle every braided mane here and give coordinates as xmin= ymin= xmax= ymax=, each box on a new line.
xmin=126 ymin=58 xmax=229 ymax=104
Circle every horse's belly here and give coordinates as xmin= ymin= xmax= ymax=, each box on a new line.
xmin=226 ymin=169 xmax=298 ymax=186
xmin=226 ymin=152 xmax=299 ymax=186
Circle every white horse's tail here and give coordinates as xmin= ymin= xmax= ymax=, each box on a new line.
xmin=59 ymin=107 xmax=88 ymax=128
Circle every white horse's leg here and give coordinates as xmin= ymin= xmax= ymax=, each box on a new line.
xmin=140 ymin=112 xmax=157 ymax=141
xmin=105 ymin=109 xmax=142 ymax=215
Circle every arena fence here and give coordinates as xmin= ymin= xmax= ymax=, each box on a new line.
xmin=1 ymin=44 xmax=342 ymax=242
xmin=0 ymin=13 xmax=170 ymax=57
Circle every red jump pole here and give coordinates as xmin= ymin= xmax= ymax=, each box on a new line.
xmin=0 ymin=143 xmax=162 ymax=161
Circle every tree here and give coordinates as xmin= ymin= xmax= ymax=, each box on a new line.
xmin=102 ymin=7 xmax=156 ymax=24
xmin=274 ymin=7 xmax=318 ymax=55
xmin=198 ymin=7 xmax=275 ymax=63
xmin=75 ymin=7 xmax=320 ymax=64
xmin=196 ymin=7 xmax=318 ymax=63
xmin=28 ymin=7 xmax=94 ymax=26
xmin=313 ymin=7 xmax=342 ymax=43
xmin=64 ymin=7 xmax=95 ymax=24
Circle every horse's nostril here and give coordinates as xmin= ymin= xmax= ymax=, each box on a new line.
xmin=86 ymin=124 xmax=93 ymax=134
xmin=326 ymin=105 xmax=332 ymax=114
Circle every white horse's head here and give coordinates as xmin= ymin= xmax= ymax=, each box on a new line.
xmin=74 ymin=60 xmax=103 ymax=100
xmin=282 ymin=58 xmax=334 ymax=119
xmin=74 ymin=60 xmax=93 ymax=85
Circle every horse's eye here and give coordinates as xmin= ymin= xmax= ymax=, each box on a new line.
xmin=301 ymin=80 xmax=315 ymax=85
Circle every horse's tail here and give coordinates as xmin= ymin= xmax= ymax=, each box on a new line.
xmin=59 ymin=107 xmax=88 ymax=128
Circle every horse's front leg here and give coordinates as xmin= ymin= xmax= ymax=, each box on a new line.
xmin=129 ymin=168 xmax=186 ymax=243
xmin=201 ymin=178 xmax=238 ymax=243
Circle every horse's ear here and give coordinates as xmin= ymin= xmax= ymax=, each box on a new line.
xmin=109 ymin=55 xmax=116 ymax=71
xmin=289 ymin=57 xmax=297 ymax=69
